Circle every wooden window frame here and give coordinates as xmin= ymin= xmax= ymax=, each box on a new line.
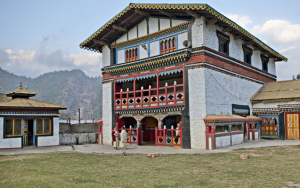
xmin=217 ymin=31 xmax=230 ymax=56
xmin=215 ymin=125 xmax=229 ymax=133
xmin=243 ymin=44 xmax=253 ymax=65
xmin=231 ymin=124 xmax=241 ymax=131
xmin=35 ymin=118 xmax=52 ymax=135
xmin=4 ymin=118 xmax=23 ymax=137
xmin=125 ymin=47 xmax=138 ymax=63
xmin=261 ymin=54 xmax=269 ymax=72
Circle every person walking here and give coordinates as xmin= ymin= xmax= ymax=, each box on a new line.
xmin=120 ymin=126 xmax=127 ymax=150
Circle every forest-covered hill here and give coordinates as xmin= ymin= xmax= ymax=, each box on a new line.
xmin=0 ymin=68 xmax=102 ymax=120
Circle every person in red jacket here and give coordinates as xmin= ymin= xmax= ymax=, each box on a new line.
xmin=112 ymin=127 xmax=116 ymax=149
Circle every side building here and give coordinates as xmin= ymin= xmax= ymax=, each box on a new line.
xmin=80 ymin=3 xmax=287 ymax=149
xmin=251 ymin=79 xmax=300 ymax=140
xmin=0 ymin=83 xmax=67 ymax=149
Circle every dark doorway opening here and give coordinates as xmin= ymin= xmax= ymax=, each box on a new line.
xmin=28 ymin=120 xmax=34 ymax=146
xmin=142 ymin=117 xmax=158 ymax=145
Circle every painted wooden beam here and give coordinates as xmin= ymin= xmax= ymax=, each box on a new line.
xmin=93 ymin=39 xmax=108 ymax=46
xmin=159 ymin=10 xmax=176 ymax=18
xmin=112 ymin=25 xmax=128 ymax=32
xmin=206 ymin=18 xmax=218 ymax=25
xmin=186 ymin=10 xmax=200 ymax=18
xmin=234 ymin=35 xmax=244 ymax=40
xmin=222 ymin=27 xmax=232 ymax=32
xmin=135 ymin=9 xmax=150 ymax=17
xmin=244 ymin=41 xmax=255 ymax=45
xmin=252 ymin=46 xmax=263 ymax=51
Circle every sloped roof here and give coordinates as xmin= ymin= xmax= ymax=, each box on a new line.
xmin=6 ymin=82 xmax=36 ymax=97
xmin=0 ymin=95 xmax=67 ymax=109
xmin=251 ymin=79 xmax=300 ymax=101
xmin=80 ymin=3 xmax=287 ymax=61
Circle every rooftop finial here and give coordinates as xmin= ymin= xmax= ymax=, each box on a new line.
xmin=19 ymin=82 xmax=23 ymax=89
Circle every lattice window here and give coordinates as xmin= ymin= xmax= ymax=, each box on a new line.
xmin=126 ymin=46 xmax=138 ymax=62
xmin=160 ymin=36 xmax=176 ymax=54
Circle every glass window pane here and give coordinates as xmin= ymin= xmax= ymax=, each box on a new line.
xmin=44 ymin=119 xmax=50 ymax=134
xmin=36 ymin=119 xmax=43 ymax=134
xmin=14 ymin=119 xmax=22 ymax=135
xmin=5 ymin=120 xmax=13 ymax=136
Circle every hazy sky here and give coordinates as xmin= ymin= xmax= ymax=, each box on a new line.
xmin=1 ymin=0 xmax=300 ymax=80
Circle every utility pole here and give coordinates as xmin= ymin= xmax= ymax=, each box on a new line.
xmin=78 ymin=108 xmax=80 ymax=124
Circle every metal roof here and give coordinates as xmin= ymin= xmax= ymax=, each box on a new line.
xmin=0 ymin=94 xmax=67 ymax=109
xmin=251 ymin=79 xmax=300 ymax=101
xmin=79 ymin=3 xmax=287 ymax=61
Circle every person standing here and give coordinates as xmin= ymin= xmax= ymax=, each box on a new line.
xmin=114 ymin=127 xmax=120 ymax=150
xmin=112 ymin=127 xmax=116 ymax=149
xmin=120 ymin=126 xmax=127 ymax=150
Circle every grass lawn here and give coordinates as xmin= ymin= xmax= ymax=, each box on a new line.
xmin=1 ymin=145 xmax=300 ymax=187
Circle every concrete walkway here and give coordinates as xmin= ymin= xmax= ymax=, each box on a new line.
xmin=1 ymin=139 xmax=300 ymax=156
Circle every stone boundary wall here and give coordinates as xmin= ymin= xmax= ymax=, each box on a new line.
xmin=59 ymin=133 xmax=97 ymax=145
xmin=59 ymin=123 xmax=98 ymax=134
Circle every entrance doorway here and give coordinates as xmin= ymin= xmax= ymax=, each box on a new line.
xmin=142 ymin=117 xmax=158 ymax=145
xmin=119 ymin=117 xmax=137 ymax=129
xmin=28 ymin=120 xmax=34 ymax=146
xmin=287 ymin=113 xmax=299 ymax=139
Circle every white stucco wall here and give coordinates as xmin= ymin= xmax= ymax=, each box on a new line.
xmin=102 ymin=45 xmax=111 ymax=67
xmin=252 ymin=50 xmax=262 ymax=69
xmin=255 ymin=132 xmax=259 ymax=139
xmin=191 ymin=17 xmax=204 ymax=48
xmin=102 ymin=83 xmax=113 ymax=145
xmin=150 ymin=41 xmax=159 ymax=57
xmin=204 ymin=68 xmax=262 ymax=115
xmin=37 ymin=117 xmax=59 ymax=147
xmin=177 ymin=32 xmax=188 ymax=50
xmin=0 ymin=117 xmax=22 ymax=149
xmin=172 ymin=19 xmax=187 ymax=26
xmin=188 ymin=68 xmax=207 ymax=149
xmin=138 ymin=20 xmax=147 ymax=37
xmin=116 ymin=34 xmax=127 ymax=43
xmin=268 ymin=58 xmax=276 ymax=75
xmin=128 ymin=26 xmax=137 ymax=40
xmin=160 ymin=18 xmax=170 ymax=30
xmin=149 ymin=17 xmax=159 ymax=34
xmin=232 ymin=134 xmax=243 ymax=145
xmin=117 ymin=49 xmax=125 ymax=64
xmin=139 ymin=44 xmax=148 ymax=59
xmin=190 ymin=17 xmax=276 ymax=75
xmin=215 ymin=136 xmax=231 ymax=149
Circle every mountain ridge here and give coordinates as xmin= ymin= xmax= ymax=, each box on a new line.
xmin=0 ymin=68 xmax=102 ymax=120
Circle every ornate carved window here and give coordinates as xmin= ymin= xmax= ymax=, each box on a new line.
xmin=126 ymin=46 xmax=138 ymax=62
xmin=261 ymin=117 xmax=278 ymax=136
xmin=243 ymin=45 xmax=253 ymax=65
xmin=217 ymin=31 xmax=230 ymax=55
xmin=261 ymin=55 xmax=269 ymax=72
xmin=160 ymin=36 xmax=176 ymax=54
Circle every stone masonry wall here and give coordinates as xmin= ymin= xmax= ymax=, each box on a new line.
xmin=59 ymin=123 xmax=98 ymax=134
xmin=188 ymin=68 xmax=207 ymax=149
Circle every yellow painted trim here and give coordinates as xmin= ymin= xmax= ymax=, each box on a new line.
xmin=5 ymin=118 xmax=23 ymax=137
xmin=35 ymin=118 xmax=52 ymax=135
